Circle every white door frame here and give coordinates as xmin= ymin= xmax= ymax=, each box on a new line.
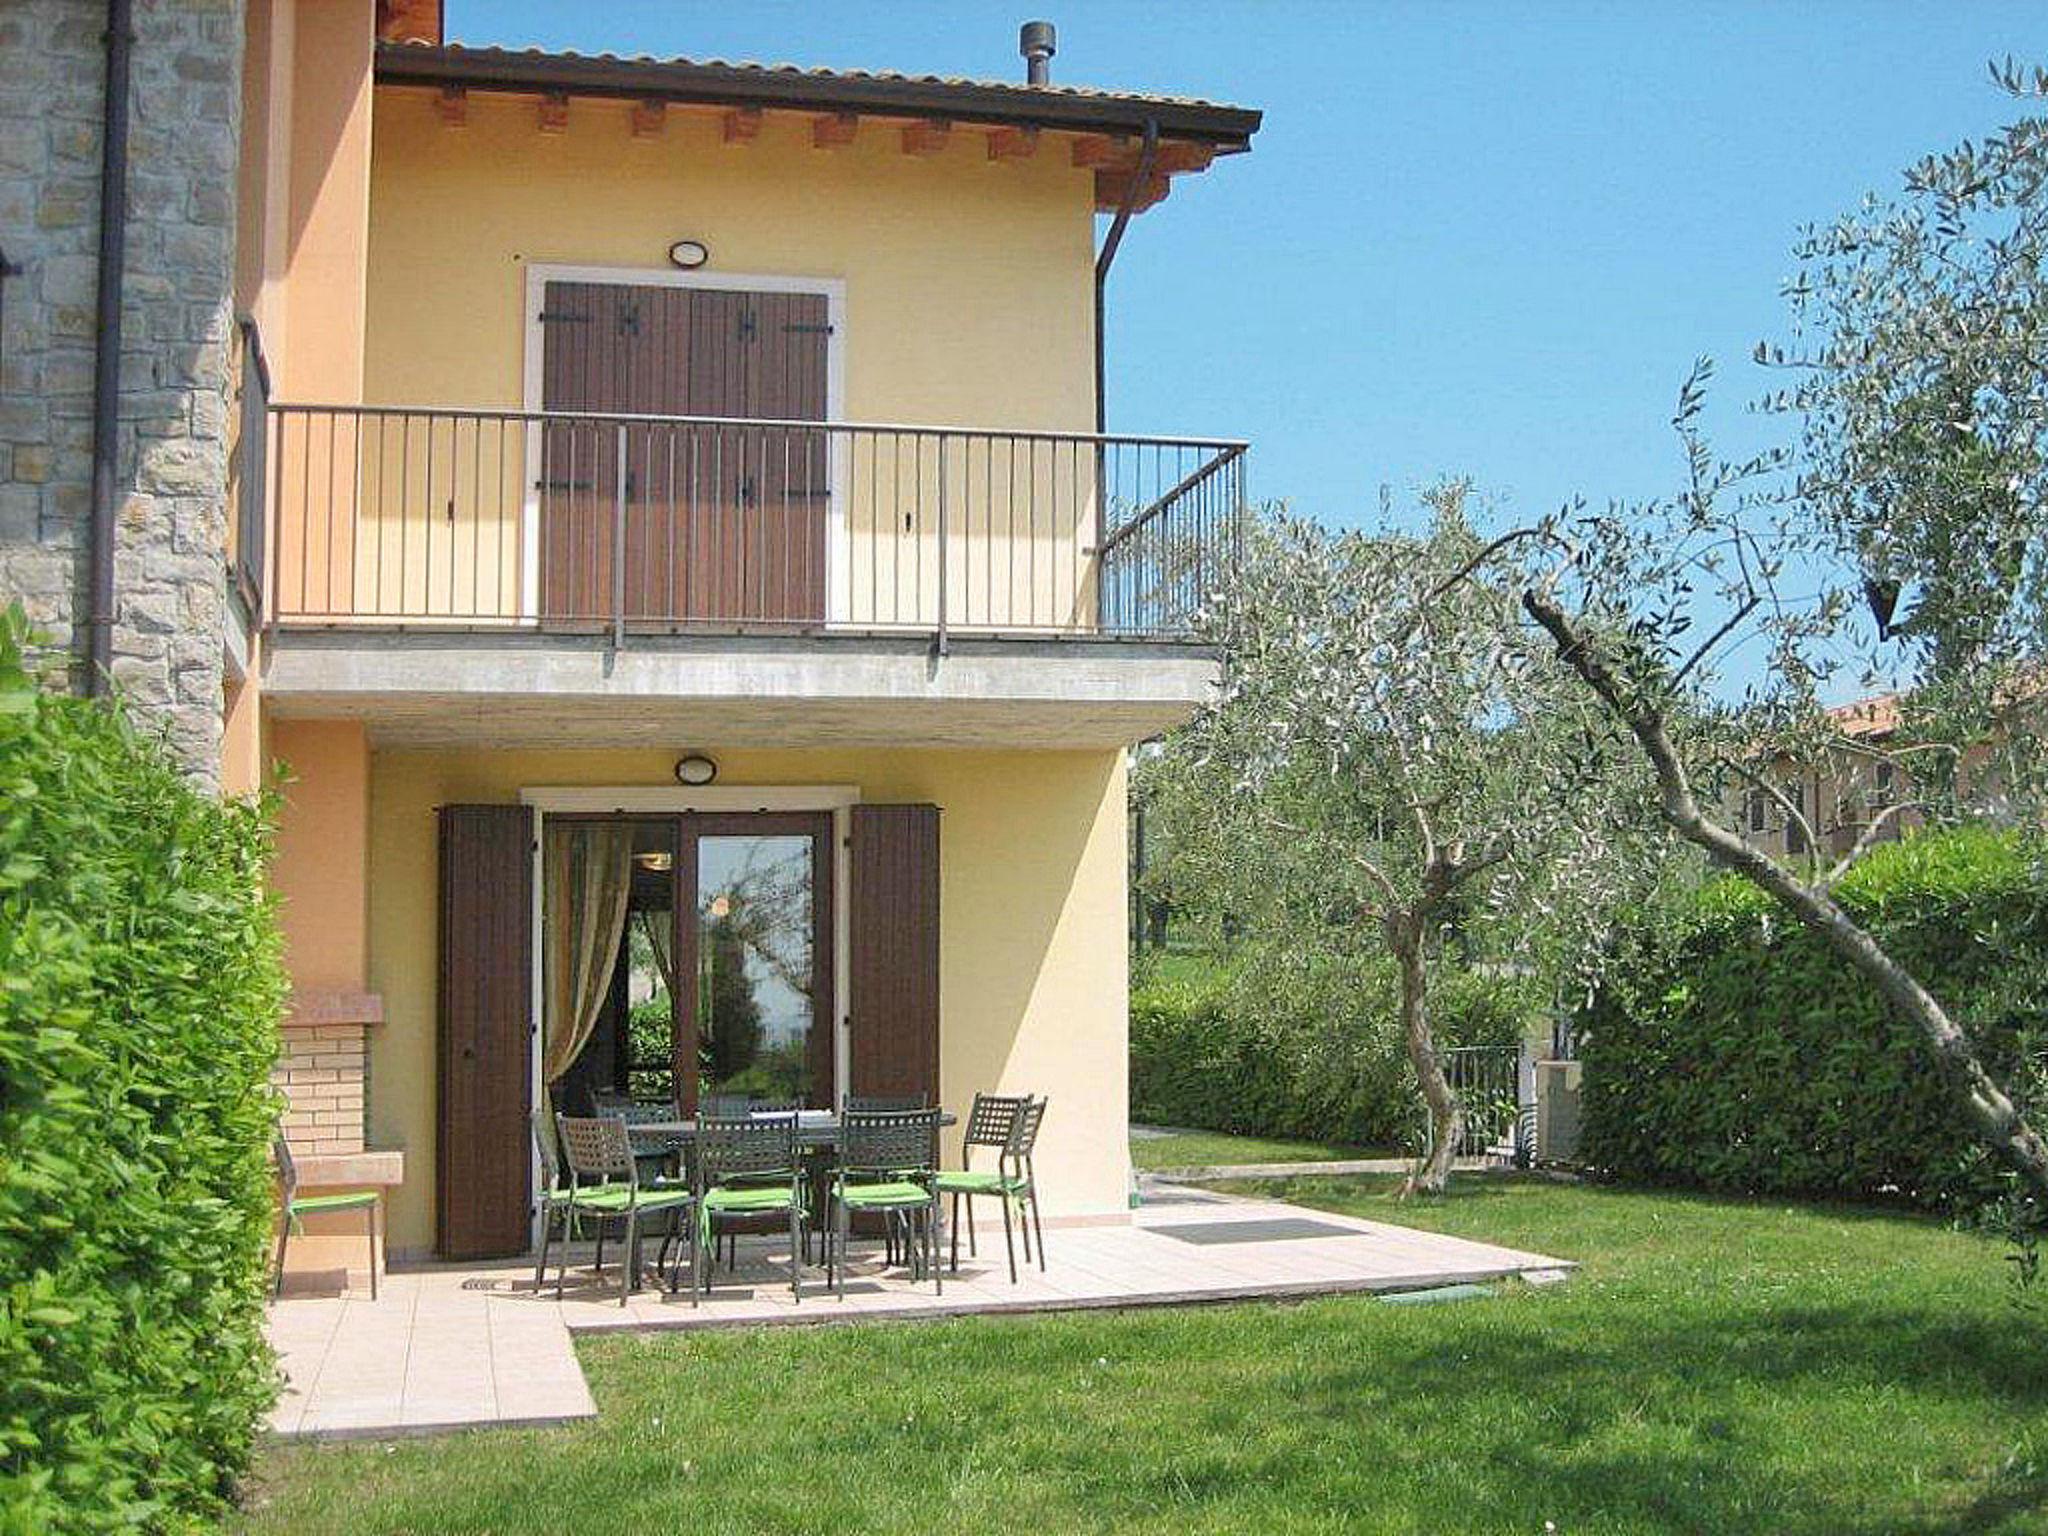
xmin=518 ymin=264 xmax=850 ymax=625
xmin=518 ymin=784 xmax=859 ymax=1248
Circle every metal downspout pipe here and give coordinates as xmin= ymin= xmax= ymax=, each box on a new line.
xmin=87 ymin=0 xmax=135 ymax=697
xmin=1094 ymin=118 xmax=1157 ymax=433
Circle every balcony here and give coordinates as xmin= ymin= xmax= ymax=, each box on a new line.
xmin=248 ymin=405 xmax=1244 ymax=749
xmin=259 ymin=405 xmax=1245 ymax=644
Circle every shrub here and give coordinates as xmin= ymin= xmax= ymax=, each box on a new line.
xmin=1130 ymin=945 xmax=1532 ymax=1149
xmin=0 ymin=614 xmax=286 ymax=1533
xmin=1577 ymin=826 xmax=2048 ymax=1216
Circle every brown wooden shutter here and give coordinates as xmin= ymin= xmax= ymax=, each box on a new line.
xmin=848 ymin=804 xmax=941 ymax=1101
xmin=437 ymin=804 xmax=534 ymax=1259
xmin=537 ymin=281 xmax=829 ymax=625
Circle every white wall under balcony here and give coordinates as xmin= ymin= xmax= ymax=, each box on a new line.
xmin=259 ymin=631 xmax=1218 ymax=749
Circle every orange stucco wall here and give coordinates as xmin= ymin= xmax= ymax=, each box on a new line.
xmin=281 ymin=0 xmax=374 ymax=403
xmin=219 ymin=665 xmax=264 ymax=799
xmin=227 ymin=1 xmax=379 ymax=803
xmin=270 ymin=717 xmax=371 ymax=990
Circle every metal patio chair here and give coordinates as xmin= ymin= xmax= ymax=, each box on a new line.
xmin=839 ymin=1092 xmax=931 ymax=1261
xmin=552 ymin=1114 xmax=694 ymax=1306
xmin=532 ymin=1108 xmax=581 ymax=1292
xmin=842 ymin=1092 xmax=928 ymax=1113
xmin=829 ymin=1108 xmax=944 ymax=1298
xmin=606 ymin=1098 xmax=682 ymax=1185
xmin=692 ymin=1111 xmax=808 ymax=1305
xmin=273 ymin=1136 xmax=380 ymax=1300
xmin=934 ymin=1093 xmax=1047 ymax=1282
xmin=696 ymin=1096 xmax=808 ymax=1267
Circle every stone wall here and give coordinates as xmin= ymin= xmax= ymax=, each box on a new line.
xmin=0 ymin=0 xmax=243 ymax=788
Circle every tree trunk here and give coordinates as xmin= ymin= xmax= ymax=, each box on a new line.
xmin=1392 ymin=918 xmax=1463 ymax=1197
xmin=1524 ymin=589 xmax=2048 ymax=1201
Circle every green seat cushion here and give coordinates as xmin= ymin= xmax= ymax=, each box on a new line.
xmin=288 ymin=1191 xmax=378 ymax=1214
xmin=566 ymin=1183 xmax=692 ymax=1213
xmin=837 ymin=1180 xmax=933 ymax=1208
xmin=703 ymin=1185 xmax=798 ymax=1215
xmin=933 ymin=1170 xmax=1027 ymax=1196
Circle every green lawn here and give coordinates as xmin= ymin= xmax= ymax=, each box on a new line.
xmin=1129 ymin=1128 xmax=1389 ymax=1169
xmin=234 ymin=1178 xmax=2048 ymax=1535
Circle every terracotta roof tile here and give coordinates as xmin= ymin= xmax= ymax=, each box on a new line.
xmin=1827 ymin=692 xmax=1903 ymax=739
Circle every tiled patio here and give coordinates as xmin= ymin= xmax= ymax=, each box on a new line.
xmin=267 ymin=1182 xmax=1571 ymax=1439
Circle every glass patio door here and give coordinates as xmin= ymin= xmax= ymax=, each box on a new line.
xmin=674 ymin=812 xmax=835 ymax=1111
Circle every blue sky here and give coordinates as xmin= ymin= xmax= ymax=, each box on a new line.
xmin=455 ymin=1 xmax=2038 ymax=532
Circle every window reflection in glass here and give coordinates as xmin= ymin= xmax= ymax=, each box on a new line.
xmin=696 ymin=834 xmax=816 ymax=1103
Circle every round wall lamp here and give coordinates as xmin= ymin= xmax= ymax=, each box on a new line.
xmin=674 ymin=753 xmax=718 ymax=786
xmin=668 ymin=239 xmax=710 ymax=270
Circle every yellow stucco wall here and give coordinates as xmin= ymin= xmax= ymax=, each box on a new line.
xmin=365 ymin=745 xmax=1131 ymax=1254
xmin=263 ymin=89 xmax=1105 ymax=629
xmin=362 ymin=88 xmax=1096 ymax=425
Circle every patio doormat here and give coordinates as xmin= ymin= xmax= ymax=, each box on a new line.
xmin=1151 ymin=1218 xmax=1362 ymax=1245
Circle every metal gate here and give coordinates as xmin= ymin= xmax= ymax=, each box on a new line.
xmin=1429 ymin=1044 xmax=1531 ymax=1164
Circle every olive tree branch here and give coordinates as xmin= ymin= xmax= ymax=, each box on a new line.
xmin=1522 ymin=585 xmax=2048 ymax=1201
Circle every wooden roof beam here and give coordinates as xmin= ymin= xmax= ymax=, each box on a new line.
xmin=722 ymin=106 xmax=761 ymax=145
xmin=1094 ymin=168 xmax=1170 ymax=214
xmin=812 ymin=112 xmax=859 ymax=149
xmin=1071 ymin=133 xmax=1132 ymax=169
xmin=985 ymin=125 xmax=1039 ymax=161
xmin=1075 ymin=133 xmax=1215 ymax=175
xmin=1153 ymin=140 xmax=1217 ymax=175
xmin=433 ymin=85 xmax=466 ymax=128
xmin=630 ymin=98 xmax=665 ymax=138
xmin=900 ymin=118 xmax=951 ymax=156
xmin=537 ymin=91 xmax=568 ymax=133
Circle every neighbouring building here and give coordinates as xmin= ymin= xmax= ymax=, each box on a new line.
xmin=1732 ymin=686 xmax=2042 ymax=862
xmin=1734 ymin=694 xmax=1914 ymax=862
xmin=7 ymin=2 xmax=1262 ymax=1283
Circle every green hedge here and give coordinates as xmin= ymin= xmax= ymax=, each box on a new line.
xmin=0 ymin=616 xmax=286 ymax=1533
xmin=1577 ymin=827 xmax=2048 ymax=1215
xmin=1130 ymin=947 xmax=1531 ymax=1150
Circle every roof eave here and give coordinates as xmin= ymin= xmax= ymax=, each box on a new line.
xmin=372 ymin=43 xmax=1262 ymax=150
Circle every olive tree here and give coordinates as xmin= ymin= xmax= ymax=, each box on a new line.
xmin=1512 ymin=67 xmax=2048 ymax=1206
xmin=1760 ymin=60 xmax=2048 ymax=786
xmin=1510 ymin=363 xmax=2048 ymax=1205
xmin=1166 ymin=486 xmax=1631 ymax=1194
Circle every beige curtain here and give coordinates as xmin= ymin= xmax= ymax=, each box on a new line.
xmin=542 ymin=823 xmax=635 ymax=1085
xmin=636 ymin=909 xmax=678 ymax=1003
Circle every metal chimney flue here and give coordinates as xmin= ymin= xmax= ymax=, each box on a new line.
xmin=1019 ymin=20 xmax=1056 ymax=85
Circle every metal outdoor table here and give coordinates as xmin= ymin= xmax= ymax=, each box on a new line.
xmin=620 ymin=1109 xmax=960 ymax=1283
xmin=628 ymin=1110 xmax=956 ymax=1148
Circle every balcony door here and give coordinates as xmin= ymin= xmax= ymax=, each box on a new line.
xmin=535 ymin=277 xmax=832 ymax=626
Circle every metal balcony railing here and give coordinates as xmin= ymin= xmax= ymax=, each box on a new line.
xmin=263 ymin=405 xmax=1246 ymax=644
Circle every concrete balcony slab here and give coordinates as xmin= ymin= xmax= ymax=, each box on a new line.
xmin=260 ymin=630 xmax=1219 ymax=749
